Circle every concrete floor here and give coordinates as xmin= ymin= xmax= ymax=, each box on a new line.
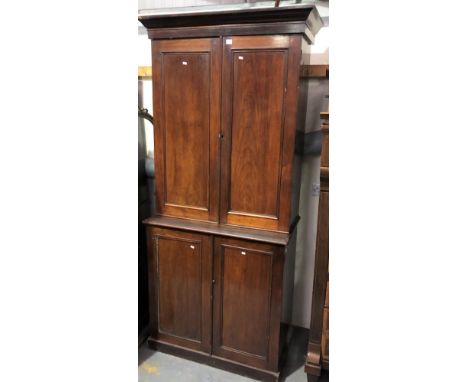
xmin=138 ymin=328 xmax=329 ymax=382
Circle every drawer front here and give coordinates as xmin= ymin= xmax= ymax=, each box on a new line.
xmin=147 ymin=227 xmax=212 ymax=353
xmin=212 ymin=237 xmax=284 ymax=371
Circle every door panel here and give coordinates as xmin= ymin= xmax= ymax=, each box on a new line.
xmin=153 ymin=38 xmax=221 ymax=221
xmin=220 ymin=245 xmax=271 ymax=356
xmin=151 ymin=228 xmax=212 ymax=353
xmin=213 ymin=237 xmax=283 ymax=370
xmin=164 ymin=53 xmax=210 ymax=209
xmin=158 ymin=237 xmax=202 ymax=340
xmin=229 ymin=50 xmax=285 ymax=217
xmin=220 ymin=35 xmax=302 ymax=231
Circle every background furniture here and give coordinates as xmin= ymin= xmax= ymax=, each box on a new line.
xmin=139 ymin=3 xmax=322 ymax=381
xmin=305 ymin=112 xmax=329 ymax=381
xmin=138 ymin=107 xmax=153 ymax=345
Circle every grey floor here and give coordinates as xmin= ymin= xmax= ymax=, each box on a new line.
xmin=138 ymin=328 xmax=328 ymax=382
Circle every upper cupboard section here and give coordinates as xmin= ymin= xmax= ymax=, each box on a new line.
xmin=152 ymin=35 xmax=301 ymax=232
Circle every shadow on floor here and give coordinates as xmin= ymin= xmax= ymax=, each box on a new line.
xmin=138 ymin=340 xmax=153 ymax=366
xmin=279 ymin=327 xmax=328 ymax=382
xmin=281 ymin=326 xmax=309 ymax=379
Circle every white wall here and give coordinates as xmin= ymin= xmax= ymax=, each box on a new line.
xmin=290 ymin=26 xmax=329 ymax=328
xmin=309 ymin=26 xmax=329 ymax=65
xmin=138 ymin=31 xmax=153 ymax=153
xmin=291 ymin=78 xmax=328 ymax=328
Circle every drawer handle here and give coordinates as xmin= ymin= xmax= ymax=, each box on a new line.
xmin=190 ymin=245 xmax=195 ymax=250
xmin=241 ymin=251 xmax=246 ymax=256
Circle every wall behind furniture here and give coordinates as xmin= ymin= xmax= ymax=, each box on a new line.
xmin=291 ymin=24 xmax=329 ymax=328
xmin=292 ymin=77 xmax=328 ymax=328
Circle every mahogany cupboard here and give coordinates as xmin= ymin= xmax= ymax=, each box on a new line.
xmin=139 ymin=3 xmax=323 ymax=381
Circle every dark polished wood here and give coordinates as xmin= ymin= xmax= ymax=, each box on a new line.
xmin=213 ymin=238 xmax=284 ymax=371
xmin=305 ymin=113 xmax=329 ymax=380
xmin=145 ymin=223 xmax=290 ymax=378
xmin=227 ymin=44 xmax=286 ymax=217
xmin=220 ymin=35 xmax=302 ymax=232
xmin=320 ymin=121 xmax=329 ymax=169
xmin=321 ymin=282 xmax=329 ymax=370
xmin=139 ymin=2 xmax=323 ymax=43
xmin=300 ymin=65 xmax=329 ymax=78
xmin=146 ymin=22 xmax=314 ymax=43
xmin=141 ymin=4 xmax=322 ymax=380
xmin=139 ymin=3 xmax=317 ymax=30
xmin=146 ymin=227 xmax=213 ymax=354
xmin=151 ymin=33 xmax=305 ymax=232
xmin=308 ymin=191 xmax=328 ymax=342
xmin=143 ymin=215 xmax=291 ymax=246
xmin=152 ymin=38 xmax=221 ymax=222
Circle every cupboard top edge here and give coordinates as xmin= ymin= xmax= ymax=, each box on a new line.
xmin=143 ymin=216 xmax=290 ymax=246
xmin=138 ymin=4 xmax=322 ymax=43
xmin=139 ymin=2 xmax=315 ymax=24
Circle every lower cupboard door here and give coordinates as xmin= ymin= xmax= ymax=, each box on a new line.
xmin=212 ymin=237 xmax=284 ymax=371
xmin=152 ymin=228 xmax=212 ymax=353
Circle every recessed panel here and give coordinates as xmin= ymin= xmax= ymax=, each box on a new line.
xmin=158 ymin=237 xmax=202 ymax=341
xmin=220 ymin=246 xmax=272 ymax=357
xmin=163 ymin=53 xmax=210 ymax=209
xmin=229 ymin=51 xmax=286 ymax=217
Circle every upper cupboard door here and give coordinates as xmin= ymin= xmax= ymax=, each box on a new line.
xmin=220 ymin=36 xmax=302 ymax=232
xmin=152 ymin=39 xmax=221 ymax=222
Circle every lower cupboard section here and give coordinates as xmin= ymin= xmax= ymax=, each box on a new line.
xmin=145 ymin=225 xmax=288 ymax=378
